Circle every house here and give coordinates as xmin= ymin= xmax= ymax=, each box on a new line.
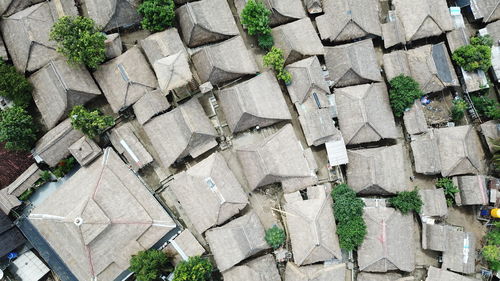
xmin=316 ymin=0 xmax=381 ymax=43
xmin=144 ymin=98 xmax=218 ymax=167
xmin=32 ymin=119 xmax=84 ymax=167
xmin=435 ymin=125 xmax=486 ymax=177
xmin=284 ymin=185 xmax=341 ymax=265
xmin=357 ymin=203 xmax=415 ymax=272
xmin=81 ymin=0 xmax=141 ymax=32
xmin=403 ymin=101 xmax=428 ymax=135
xmin=153 ymin=52 xmax=193 ymax=93
xmin=418 ymin=189 xmax=448 ymax=218
xmin=205 ymin=211 xmax=269 ymax=272
xmin=177 ymin=0 xmax=239 ymax=47
xmin=335 ymin=83 xmax=398 ymax=146
xmin=0 ymin=1 xmax=77 ymax=72
xmin=480 ymin=120 xmax=499 ymax=153
xmin=410 ymin=131 xmax=442 ymax=175
xmin=234 ymin=0 xmax=306 ymax=26
xmin=425 ymin=266 xmax=479 ymax=281
xmin=479 ymin=21 xmax=500 ymax=83
xmin=222 ymin=254 xmax=281 ymax=281
xmin=30 ymin=58 xmax=101 ymax=129
xmin=347 ymin=144 xmax=407 ymax=195
xmin=271 ymin=18 xmax=324 ymax=64
xmin=93 ymin=46 xmax=158 ymax=113
xmin=109 ymin=123 xmax=154 ymax=172
xmin=383 ymin=43 xmax=459 ymax=94
xmin=68 ymin=136 xmax=102 ymax=166
xmin=453 ymin=175 xmax=489 ymax=206
xmin=164 ymin=229 xmax=205 ymax=265
xmin=325 ymin=39 xmax=382 ymax=88
xmin=236 ymin=124 xmax=318 ymax=193
xmin=5 ymin=163 xmax=40 ymax=198
xmin=140 ymin=28 xmax=188 ymax=66
xmin=218 ymin=71 xmax=291 ymax=133
xmin=285 ymin=262 xmax=346 ymax=281
xmin=133 ymin=90 xmax=170 ymax=126
xmin=467 ymin=0 xmax=500 ymax=23
xmin=168 ymin=153 xmax=248 ymax=233
xmin=192 ymin=36 xmax=259 ymax=86
xmin=0 ymin=211 xmax=25 ymax=258
xmin=381 ymin=11 xmax=406 ymax=48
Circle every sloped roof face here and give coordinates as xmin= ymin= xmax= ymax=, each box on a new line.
xmin=192 ymin=36 xmax=259 ymax=85
xmin=393 ymin=0 xmax=452 ymax=42
xmin=298 ymin=107 xmax=340 ymax=146
xmin=223 ymin=254 xmax=281 ymax=281
xmin=0 ymin=1 xmax=77 ymax=72
xmin=177 ymin=0 xmax=239 ymax=47
xmin=475 ymin=0 xmax=500 ymax=23
xmin=285 ymin=186 xmax=341 ymax=265
xmin=68 ymin=136 xmax=102 ymax=166
xmin=0 ymin=211 xmax=25 ymax=258
xmin=205 ymin=211 xmax=269 ymax=272
xmin=446 ymin=27 xmax=471 ymax=53
xmin=271 ymin=18 xmax=324 ymax=64
xmin=317 ymin=0 xmax=381 ymax=42
xmin=358 ymin=206 xmax=415 ymax=272
xmin=94 ymin=46 xmax=158 ymax=113
xmin=218 ymin=71 xmax=291 ymax=133
xmin=6 ymin=163 xmax=40 ymax=197
xmin=286 ymin=56 xmax=330 ymax=104
xmin=418 ymin=189 xmax=447 ymax=217
xmin=153 ymin=52 xmax=192 ymax=93
xmin=421 ymin=223 xmax=448 ymax=251
xmin=381 ymin=13 xmax=406 ymax=49
xmin=403 ymin=101 xmax=428 ymax=135
xmin=83 ymin=0 xmax=116 ymax=28
xmin=144 ymin=98 xmax=217 ymax=167
xmin=454 ymin=175 xmax=489 ymax=205
xmin=425 ymin=266 xmax=478 ymax=281
xmin=483 ymin=15 xmax=500 ymax=41
xmin=169 ymin=153 xmax=248 ymax=233
xmin=325 ymin=39 xmax=382 ymax=87
xmin=347 ymin=144 xmax=407 ymax=195
xmin=285 ymin=262 xmax=346 ymax=281
xmin=29 ymin=148 xmax=176 ymax=281
xmin=410 ymin=130 xmax=441 ymax=175
xmin=335 ymin=83 xmax=397 ymax=145
xmin=236 ymin=124 xmax=316 ymax=191
xmin=108 ymin=122 xmax=153 ymax=172
xmin=140 ymin=28 xmax=188 ymax=65
xmin=133 ymin=89 xmax=170 ymax=125
xmin=441 ymin=229 xmax=476 ymax=274
xmin=30 ymin=59 xmax=101 ymax=130
xmin=480 ymin=120 xmax=500 ymax=153
xmin=436 ymin=125 xmax=486 ymax=177
xmin=83 ymin=0 xmax=141 ymax=31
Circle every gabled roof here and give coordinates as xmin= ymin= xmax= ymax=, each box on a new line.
xmin=285 ymin=56 xmax=330 ymax=105
xmin=153 ymin=52 xmax=192 ymax=93
xmin=169 ymin=153 xmax=248 ymax=233
xmin=234 ymin=0 xmax=306 ymax=27
xmin=316 ymin=0 xmax=381 ymax=42
xmin=82 ymin=0 xmax=141 ymax=32
xmin=222 ymin=254 xmax=281 ymax=281
xmin=285 ymin=262 xmax=346 ymax=281
xmin=418 ymin=188 xmax=447 ymax=217
xmin=5 ymin=163 xmax=40 ymax=198
xmin=325 ymin=39 xmax=382 ymax=87
xmin=410 ymin=130 xmax=442 ymax=175
xmin=164 ymin=229 xmax=205 ymax=265
xmin=472 ymin=0 xmax=500 ymax=23
xmin=218 ymin=71 xmax=291 ymax=133
xmin=403 ymin=101 xmax=428 ymax=135
xmin=177 ymin=0 xmax=239 ymax=47
xmin=140 ymin=28 xmax=188 ymax=65
xmin=133 ymin=89 xmax=170 ymax=125
xmin=298 ymin=107 xmax=341 ymax=147
xmin=381 ymin=11 xmax=407 ymax=49
xmin=68 ymin=136 xmax=102 ymax=166
xmin=453 ymin=175 xmax=489 ymax=206
xmin=335 ymin=83 xmax=398 ymax=145
xmin=144 ymin=98 xmax=217 ymax=167
xmin=357 ymin=272 xmax=405 ymax=281
xmin=425 ymin=266 xmax=479 ymax=281
xmin=108 ymin=122 xmax=153 ymax=172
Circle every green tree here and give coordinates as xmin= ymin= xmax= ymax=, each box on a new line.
xmin=436 ymin=178 xmax=459 ymax=206
xmin=452 ymin=44 xmax=491 ymax=72
xmin=50 ymin=16 xmax=106 ymax=69
xmin=0 ymin=106 xmax=37 ymax=151
xmin=241 ymin=0 xmax=273 ymax=50
xmin=388 ymin=188 xmax=423 ymax=214
xmin=388 ymin=75 xmax=423 ymax=117
xmin=471 ymin=95 xmax=500 ymax=120
xmin=130 ymin=249 xmax=172 ymax=281
xmin=451 ymin=98 xmax=468 ymax=121
xmin=0 ymin=60 xmax=33 ymax=107
xmin=173 ymin=256 xmax=212 ymax=281
xmin=471 ymin=35 xmax=494 ymax=47
xmin=265 ymin=225 xmax=286 ymax=249
xmin=137 ymin=0 xmax=176 ymax=32
xmin=263 ymin=47 xmax=292 ymax=84
xmin=39 ymin=170 xmax=52 ymax=183
xmin=482 ymin=245 xmax=500 ymax=271
xmin=69 ymin=106 xmax=114 ymax=138
xmin=336 ymin=216 xmax=367 ymax=251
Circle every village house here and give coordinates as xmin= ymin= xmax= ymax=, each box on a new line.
xmin=140 ymin=28 xmax=188 ymax=65
xmin=479 ymin=20 xmax=500 ymax=83
xmin=453 ymin=175 xmax=489 ymax=206
xmin=132 ymin=89 xmax=171 ymax=126
xmin=81 ymin=0 xmax=142 ymax=31
xmin=410 ymin=130 xmax=442 ymax=175
xmin=466 ymin=0 xmax=500 ymax=23
xmin=418 ymin=189 xmax=448 ymax=218
xmin=109 ymin=122 xmax=154 ymax=172
xmin=403 ymin=101 xmax=428 ymax=135
xmin=480 ymin=120 xmax=500 ymax=153
xmin=164 ymin=229 xmax=205 ymax=265
xmin=425 ymin=266 xmax=480 ymax=281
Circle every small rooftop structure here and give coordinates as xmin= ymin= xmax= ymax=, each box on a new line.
xmin=32 ymin=119 xmax=84 ymax=167
xmin=453 ymin=175 xmax=489 ymax=206
xmin=29 ymin=148 xmax=176 ymax=281
xmin=418 ymin=189 xmax=448 ymax=218
xmin=108 ymin=122 xmax=154 ymax=172
xmin=5 ymin=163 xmax=40 ymax=198
xmin=435 ymin=125 xmax=486 ymax=177
xmin=410 ymin=131 xmax=442 ymax=175
xmin=164 ymin=230 xmax=205 ymax=265
xmin=10 ymin=250 xmax=50 ymax=281
xmin=222 ymin=254 xmax=281 ymax=281
xmin=68 ymin=136 xmax=102 ymax=166
xmin=480 ymin=120 xmax=499 ymax=153
xmin=383 ymin=43 xmax=459 ymax=94
xmin=94 ymin=46 xmax=157 ymax=113
xmin=192 ymin=36 xmax=259 ymax=86
xmin=0 ymin=1 xmax=78 ymax=72
xmin=284 ymin=185 xmax=341 ymax=265
xmin=285 ymin=262 xmax=346 ymax=281
xmin=325 ymin=39 xmax=382 ymax=88
xmin=177 ymin=0 xmax=239 ymax=47
xmin=234 ymin=0 xmax=306 ymax=26
xmin=347 ymin=144 xmax=407 ymax=195
xmin=468 ymin=0 xmax=500 ymax=23
xmin=236 ymin=124 xmax=318 ymax=193
xmin=218 ymin=71 xmax=291 ymax=133
xmin=425 ymin=266 xmax=479 ymax=281
xmin=205 ymin=211 xmax=269 ymax=272
xmin=81 ymin=0 xmax=141 ymax=32
xmin=285 ymin=56 xmax=329 ymax=105
xmin=335 ymin=83 xmax=398 ymax=146
xmin=316 ymin=0 xmax=381 ymax=43
xmin=0 ymin=210 xmax=25 ymax=258
xmin=358 ymin=204 xmax=415 ymax=272
xmin=153 ymin=52 xmax=193 ymax=93
xmin=140 ymin=28 xmax=188 ymax=65
xmin=271 ymin=18 xmax=324 ymax=64
xmin=403 ymin=101 xmax=428 ymax=135
xmin=144 ymin=98 xmax=218 ymax=167
xmin=133 ymin=90 xmax=171 ymax=126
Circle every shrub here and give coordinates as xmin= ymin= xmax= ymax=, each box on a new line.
xmin=50 ymin=16 xmax=106 ymax=69
xmin=482 ymin=245 xmax=500 ymax=271
xmin=388 ymin=75 xmax=423 ymax=117
xmin=18 ymin=188 xmax=34 ymax=201
xmin=333 ymin=191 xmax=365 ymax=223
xmin=451 ymin=98 xmax=468 ymax=121
xmin=69 ymin=106 xmax=114 ymax=138
xmin=0 ymin=60 xmax=33 ymax=107
xmin=52 ymin=157 xmax=76 ymax=177
xmin=471 ymin=95 xmax=500 ymax=120
xmin=452 ymin=43 xmax=491 ymax=72
xmin=471 ymin=35 xmax=494 ymax=47
xmin=265 ymin=225 xmax=285 ymax=249
xmin=137 ymin=0 xmax=176 ymax=32
xmin=241 ymin=0 xmax=273 ymax=50
xmin=173 ymin=256 xmax=212 ymax=281
xmin=263 ymin=47 xmax=292 ymax=84
xmin=130 ymin=249 xmax=172 ymax=281
xmin=388 ymin=188 xmax=423 ymax=214
xmin=336 ymin=216 xmax=367 ymax=251
xmin=436 ymin=178 xmax=459 ymax=206
xmin=39 ymin=170 xmax=52 ymax=183
xmin=257 ymin=33 xmax=274 ymax=50
xmin=0 ymin=106 xmax=37 ymax=151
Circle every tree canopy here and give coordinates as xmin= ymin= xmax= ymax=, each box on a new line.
xmin=452 ymin=35 xmax=493 ymax=72
xmin=0 ymin=106 xmax=37 ymax=151
xmin=388 ymin=75 xmax=423 ymax=117
xmin=241 ymin=0 xmax=274 ymax=50
xmin=388 ymin=188 xmax=423 ymax=214
xmin=137 ymin=0 xmax=176 ymax=32
xmin=263 ymin=47 xmax=292 ymax=83
xmin=264 ymin=225 xmax=286 ymax=249
xmin=69 ymin=106 xmax=114 ymax=138
xmin=130 ymin=249 xmax=172 ymax=281
xmin=172 ymin=256 xmax=212 ymax=281
xmin=0 ymin=60 xmax=32 ymax=107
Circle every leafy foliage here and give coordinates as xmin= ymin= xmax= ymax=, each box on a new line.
xmin=471 ymin=35 xmax=494 ymax=47
xmin=52 ymin=157 xmax=76 ymax=177
xmin=0 ymin=106 xmax=37 ymax=151
xmin=172 ymin=256 xmax=212 ymax=281
xmin=18 ymin=188 xmax=34 ymax=201
xmin=257 ymin=33 xmax=274 ymax=50
xmin=492 ymin=138 xmax=500 ymax=173
xmin=263 ymin=47 xmax=292 ymax=84
xmin=130 ymin=249 xmax=172 ymax=281
xmin=336 ymin=216 xmax=367 ymax=251
xmin=482 ymin=245 xmax=500 ymax=271
xmin=388 ymin=188 xmax=423 ymax=214
xmin=265 ymin=225 xmax=285 ymax=249
xmin=436 ymin=178 xmax=459 ymax=206
xmin=388 ymin=75 xmax=423 ymax=117
xmin=471 ymin=95 xmax=500 ymax=120
xmin=0 ymin=60 xmax=33 ymax=107
xmin=240 ymin=0 xmax=273 ymax=50
xmin=137 ymin=0 xmax=176 ymax=32
xmin=39 ymin=170 xmax=52 ymax=183
xmin=452 ymin=35 xmax=492 ymax=72
xmin=69 ymin=106 xmax=114 ymax=138
xmin=451 ymin=98 xmax=468 ymax=121
xmin=50 ymin=16 xmax=106 ymax=69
